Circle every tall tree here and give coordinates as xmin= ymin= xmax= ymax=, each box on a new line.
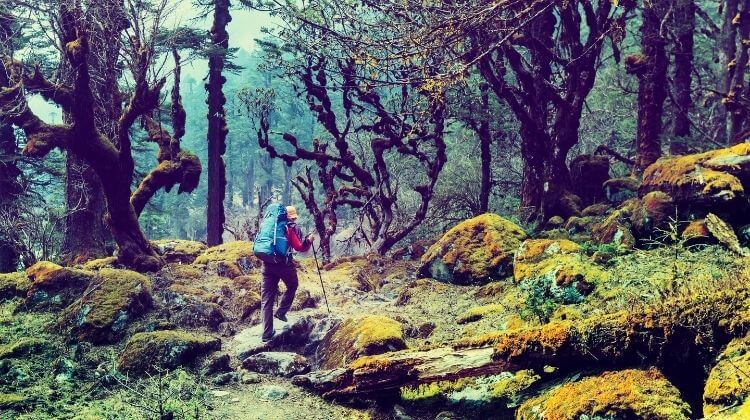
xmin=205 ymin=0 xmax=231 ymax=246
xmin=671 ymin=0 xmax=695 ymax=152
xmin=724 ymin=0 xmax=750 ymax=143
xmin=0 ymin=1 xmax=201 ymax=270
xmin=630 ymin=0 xmax=669 ymax=173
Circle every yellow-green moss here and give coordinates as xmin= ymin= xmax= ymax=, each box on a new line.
xmin=514 ymin=239 xmax=606 ymax=290
xmin=59 ymin=268 xmax=152 ymax=344
xmin=420 ymin=213 xmax=527 ymax=284
xmin=516 ymin=369 xmax=691 ymax=420
xmin=319 ymin=315 xmax=407 ymax=369
xmin=193 ymin=241 xmax=259 ymax=278
xmin=25 ymin=261 xmax=64 ymax=282
xmin=117 ymin=330 xmax=220 ymax=376
xmin=0 ymin=272 xmax=31 ymax=299
xmin=704 ymin=334 xmax=750 ymax=415
xmin=0 ymin=393 xmax=27 ymax=410
xmin=82 ymin=257 xmax=117 ymax=270
xmin=489 ymin=369 xmax=540 ymax=401
xmin=457 ymin=304 xmax=505 ymax=324
xmin=0 ymin=338 xmax=49 ymax=360
xmin=162 ymin=263 xmax=205 ymax=280
xmin=400 ymin=377 xmax=477 ymax=403
xmin=153 ymin=239 xmax=207 ymax=263
xmin=641 ymin=142 xmax=750 ymax=201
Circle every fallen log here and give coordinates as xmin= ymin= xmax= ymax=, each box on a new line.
xmin=294 ymin=290 xmax=750 ymax=401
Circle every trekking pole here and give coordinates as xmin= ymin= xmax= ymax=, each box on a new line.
xmin=311 ymin=244 xmax=331 ymax=313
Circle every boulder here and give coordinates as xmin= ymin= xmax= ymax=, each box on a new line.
xmin=234 ymin=314 xmax=322 ymax=360
xmin=0 ymin=272 xmax=30 ymax=301
xmin=58 ymin=268 xmax=152 ymax=344
xmin=591 ymin=200 xmax=637 ymax=248
xmin=317 ymin=315 xmax=407 ymax=369
xmin=704 ymin=334 xmax=750 ymax=416
xmin=516 ymin=369 xmax=691 ymax=420
xmin=640 ymin=143 xmax=750 ymax=205
xmin=419 ymin=213 xmax=527 ymax=284
xmin=570 ymin=154 xmax=610 ymax=206
xmin=514 ymin=239 xmax=604 ymax=296
xmin=604 ymin=177 xmax=640 ymax=204
xmin=630 ymin=191 xmax=675 ymax=238
xmin=117 ymin=330 xmax=221 ymax=376
xmin=682 ymin=219 xmax=710 ymax=242
xmin=0 ymin=338 xmax=50 ymax=361
xmin=456 ymin=304 xmax=505 ymax=324
xmin=193 ymin=241 xmax=261 ymax=278
xmin=242 ymin=351 xmax=311 ymax=377
xmin=161 ymin=283 xmax=226 ymax=331
xmin=706 ymin=213 xmax=749 ymax=256
xmin=23 ymin=262 xmax=95 ymax=311
xmin=152 ymin=239 xmax=207 ymax=264
xmin=581 ymin=203 xmax=611 ymax=217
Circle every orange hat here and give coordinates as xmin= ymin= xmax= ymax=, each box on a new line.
xmin=286 ymin=206 xmax=298 ymax=220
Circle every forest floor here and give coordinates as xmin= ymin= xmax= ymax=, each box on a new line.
xmin=0 ymin=242 xmax=746 ymax=419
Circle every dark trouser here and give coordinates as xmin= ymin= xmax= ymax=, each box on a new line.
xmin=261 ymin=261 xmax=299 ymax=339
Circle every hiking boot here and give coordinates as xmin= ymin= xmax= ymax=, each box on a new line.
xmin=261 ymin=330 xmax=276 ymax=342
xmin=274 ymin=312 xmax=287 ymax=322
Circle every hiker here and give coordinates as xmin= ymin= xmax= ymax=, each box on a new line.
xmin=252 ymin=204 xmax=314 ymax=342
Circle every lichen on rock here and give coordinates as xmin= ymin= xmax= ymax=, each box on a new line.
xmin=58 ymin=268 xmax=152 ymax=344
xmin=515 ymin=369 xmax=691 ymax=420
xmin=419 ymin=213 xmax=527 ymax=284
xmin=117 ymin=330 xmax=221 ymax=376
xmin=704 ymin=334 xmax=750 ymax=416
xmin=317 ymin=315 xmax=407 ymax=369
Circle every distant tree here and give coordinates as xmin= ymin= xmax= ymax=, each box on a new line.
xmin=0 ymin=1 xmax=202 ymax=270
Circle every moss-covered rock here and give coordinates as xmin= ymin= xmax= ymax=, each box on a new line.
xmin=630 ymin=191 xmax=675 ymax=238
xmin=0 ymin=272 xmax=31 ymax=301
xmin=0 ymin=338 xmax=49 ymax=360
xmin=516 ymin=369 xmax=691 ymax=420
xmin=419 ymin=213 xmax=527 ymax=284
xmin=59 ymin=268 xmax=152 ymax=344
xmin=514 ymin=239 xmax=604 ymax=296
xmin=591 ymin=201 xmax=637 ymax=248
xmin=317 ymin=315 xmax=407 ymax=369
xmin=193 ymin=241 xmax=260 ymax=278
xmin=81 ymin=257 xmax=118 ymax=270
xmin=640 ymin=142 xmax=750 ymax=204
xmin=23 ymin=261 xmax=95 ymax=311
xmin=153 ymin=239 xmax=208 ymax=264
xmin=704 ymin=334 xmax=750 ymax=416
xmin=117 ymin=330 xmax=221 ymax=376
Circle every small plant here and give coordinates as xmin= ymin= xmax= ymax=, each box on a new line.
xmin=519 ymin=275 xmax=558 ymax=324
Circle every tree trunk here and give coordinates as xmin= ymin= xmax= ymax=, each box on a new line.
xmin=243 ymin=155 xmax=255 ymax=207
xmin=282 ymin=162 xmax=293 ymax=204
xmin=671 ymin=0 xmax=694 ymax=153
xmin=714 ymin=0 xmax=740 ymax=144
xmin=61 ymin=153 xmax=109 ymax=263
xmin=206 ymin=0 xmax=231 ymax=246
xmin=0 ymin=120 xmax=19 ymax=272
xmin=632 ymin=1 xmax=669 ymax=173
xmin=728 ymin=3 xmax=750 ymax=144
xmin=477 ymin=84 xmax=492 ymax=215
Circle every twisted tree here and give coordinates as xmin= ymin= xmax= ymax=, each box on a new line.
xmin=0 ymin=1 xmax=201 ymax=271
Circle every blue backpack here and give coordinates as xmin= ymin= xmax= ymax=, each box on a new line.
xmin=252 ymin=203 xmax=289 ymax=264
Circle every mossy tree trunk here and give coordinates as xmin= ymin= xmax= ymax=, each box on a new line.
xmin=206 ymin=0 xmax=231 ymax=246
xmin=0 ymin=2 xmax=201 ymax=271
xmin=631 ymin=0 xmax=669 ymax=174
xmin=726 ymin=2 xmax=750 ymax=144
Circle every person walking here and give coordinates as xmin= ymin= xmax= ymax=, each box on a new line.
xmin=256 ymin=205 xmax=314 ymax=342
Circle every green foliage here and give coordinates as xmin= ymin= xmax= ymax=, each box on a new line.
xmin=519 ymin=272 xmax=583 ymax=324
